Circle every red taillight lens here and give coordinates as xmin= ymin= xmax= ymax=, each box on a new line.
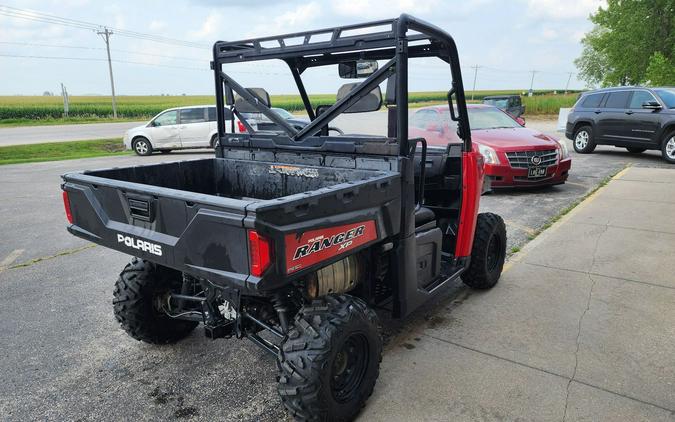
xmin=248 ymin=230 xmax=272 ymax=277
xmin=62 ymin=191 xmax=73 ymax=224
xmin=237 ymin=120 xmax=247 ymax=133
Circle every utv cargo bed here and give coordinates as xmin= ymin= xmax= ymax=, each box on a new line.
xmin=62 ymin=158 xmax=401 ymax=291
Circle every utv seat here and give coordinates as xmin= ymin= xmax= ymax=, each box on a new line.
xmin=415 ymin=207 xmax=436 ymax=233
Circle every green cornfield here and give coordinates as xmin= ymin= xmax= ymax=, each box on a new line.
xmin=0 ymin=90 xmax=579 ymax=122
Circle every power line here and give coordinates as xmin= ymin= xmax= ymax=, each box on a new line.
xmin=0 ymin=4 xmax=210 ymax=49
xmin=470 ymin=65 xmax=481 ymax=100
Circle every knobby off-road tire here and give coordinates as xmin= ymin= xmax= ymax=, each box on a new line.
xmin=461 ymin=212 xmax=507 ymax=289
xmin=113 ymin=258 xmax=198 ymax=344
xmin=277 ymin=295 xmax=382 ymax=422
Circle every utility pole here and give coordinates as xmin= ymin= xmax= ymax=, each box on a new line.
xmin=564 ymin=72 xmax=574 ymax=94
xmin=97 ymin=27 xmax=117 ymax=118
xmin=470 ymin=65 xmax=481 ymax=101
xmin=61 ymin=83 xmax=69 ymax=118
xmin=528 ymin=70 xmax=538 ymax=97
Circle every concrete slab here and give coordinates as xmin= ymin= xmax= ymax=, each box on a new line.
xmin=565 ymin=381 xmax=675 ymax=422
xmin=575 ymin=275 xmax=675 ymax=410
xmin=601 ymin=180 xmax=675 ymax=204
xmin=521 ymin=221 xmax=606 ymax=273
xmin=359 ymin=335 xmax=568 ymax=422
xmin=592 ymin=227 xmax=675 ymax=288
xmin=423 ymin=263 xmax=592 ymax=378
xmin=567 ymin=196 xmax=675 ymax=235
xmin=615 ymin=167 xmax=675 ymax=183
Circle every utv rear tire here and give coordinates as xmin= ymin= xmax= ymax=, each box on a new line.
xmin=573 ymin=125 xmax=596 ymax=154
xmin=277 ymin=295 xmax=382 ymax=422
xmin=113 ymin=258 xmax=197 ymax=344
xmin=461 ymin=213 xmax=506 ymax=289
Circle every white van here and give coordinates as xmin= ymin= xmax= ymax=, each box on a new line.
xmin=123 ymin=105 xmax=250 ymax=156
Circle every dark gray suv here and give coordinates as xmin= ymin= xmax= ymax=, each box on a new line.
xmin=565 ymin=87 xmax=675 ymax=163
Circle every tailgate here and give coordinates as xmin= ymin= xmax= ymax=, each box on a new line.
xmin=62 ymin=173 xmax=251 ymax=287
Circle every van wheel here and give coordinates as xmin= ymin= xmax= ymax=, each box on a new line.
xmin=210 ymin=135 xmax=218 ymax=148
xmin=132 ymin=137 xmax=153 ymax=156
xmin=661 ymin=131 xmax=675 ymax=164
xmin=113 ymin=258 xmax=198 ymax=344
xmin=462 ymin=213 xmax=506 ymax=289
xmin=277 ymin=295 xmax=382 ymax=422
xmin=626 ymin=147 xmax=646 ymax=153
xmin=573 ymin=126 xmax=596 ymax=154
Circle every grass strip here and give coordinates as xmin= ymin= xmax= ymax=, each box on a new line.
xmin=0 ymin=138 xmax=128 ymax=165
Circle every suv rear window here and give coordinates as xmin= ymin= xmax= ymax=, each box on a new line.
xmin=604 ymin=91 xmax=631 ymax=109
xmin=581 ymin=93 xmax=603 ymax=108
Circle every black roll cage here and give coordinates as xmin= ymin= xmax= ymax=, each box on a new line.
xmin=211 ymin=13 xmax=472 ymax=155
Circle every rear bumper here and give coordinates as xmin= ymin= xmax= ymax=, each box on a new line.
xmin=485 ymin=157 xmax=571 ymax=188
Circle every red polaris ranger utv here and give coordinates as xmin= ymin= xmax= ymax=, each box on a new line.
xmin=61 ymin=14 xmax=506 ymax=421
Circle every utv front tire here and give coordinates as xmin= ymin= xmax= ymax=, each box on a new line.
xmin=462 ymin=213 xmax=506 ymax=289
xmin=277 ymin=295 xmax=382 ymax=422
xmin=113 ymin=258 xmax=197 ymax=344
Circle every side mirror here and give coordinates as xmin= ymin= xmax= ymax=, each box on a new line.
xmin=516 ymin=117 xmax=526 ymax=126
xmin=338 ymin=60 xmax=379 ymax=79
xmin=234 ymin=88 xmax=271 ymax=113
xmin=642 ymin=100 xmax=662 ymax=110
xmin=336 ymin=83 xmax=382 ymax=113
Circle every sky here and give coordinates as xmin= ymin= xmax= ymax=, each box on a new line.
xmin=0 ymin=0 xmax=606 ymax=96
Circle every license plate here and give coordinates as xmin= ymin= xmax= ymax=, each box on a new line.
xmin=528 ymin=167 xmax=547 ymax=178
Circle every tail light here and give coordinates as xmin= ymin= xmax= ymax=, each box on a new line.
xmin=236 ymin=120 xmax=247 ymax=133
xmin=248 ymin=230 xmax=272 ymax=277
xmin=62 ymin=191 xmax=73 ymax=224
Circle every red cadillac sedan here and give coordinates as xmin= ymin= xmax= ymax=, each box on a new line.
xmin=410 ymin=104 xmax=572 ymax=188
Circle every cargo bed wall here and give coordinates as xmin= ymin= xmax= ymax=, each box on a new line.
xmin=87 ymin=158 xmax=387 ymax=200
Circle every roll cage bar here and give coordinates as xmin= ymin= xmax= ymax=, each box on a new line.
xmin=211 ymin=14 xmax=472 ymax=154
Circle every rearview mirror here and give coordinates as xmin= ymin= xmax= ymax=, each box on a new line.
xmin=338 ymin=60 xmax=379 ymax=79
xmin=642 ymin=100 xmax=662 ymax=110
xmin=336 ymin=83 xmax=382 ymax=113
xmin=234 ymin=88 xmax=271 ymax=113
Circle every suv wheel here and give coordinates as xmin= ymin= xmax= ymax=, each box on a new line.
xmin=461 ymin=212 xmax=506 ymax=289
xmin=113 ymin=258 xmax=198 ymax=344
xmin=277 ymin=295 xmax=382 ymax=421
xmin=132 ymin=137 xmax=153 ymax=156
xmin=573 ymin=126 xmax=596 ymax=154
xmin=661 ymin=131 xmax=675 ymax=164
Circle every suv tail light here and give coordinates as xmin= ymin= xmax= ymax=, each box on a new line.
xmin=237 ymin=120 xmax=247 ymax=133
xmin=62 ymin=191 xmax=73 ymax=224
xmin=248 ymin=230 xmax=272 ymax=277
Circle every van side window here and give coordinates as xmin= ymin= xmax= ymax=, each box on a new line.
xmin=581 ymin=93 xmax=603 ymax=108
xmin=208 ymin=107 xmax=233 ymax=121
xmin=628 ymin=91 xmax=657 ymax=109
xmin=180 ymin=108 xmax=207 ymax=124
xmin=604 ymin=91 xmax=631 ymax=109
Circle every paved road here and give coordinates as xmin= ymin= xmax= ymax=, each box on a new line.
xmin=0 ymin=128 xmax=671 ymax=420
xmin=0 ymin=121 xmax=144 ymax=146
xmin=0 ymin=111 xmax=558 ymax=147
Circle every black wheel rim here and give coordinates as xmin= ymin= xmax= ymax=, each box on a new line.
xmin=330 ymin=333 xmax=369 ymax=403
xmin=486 ymin=232 xmax=502 ymax=272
